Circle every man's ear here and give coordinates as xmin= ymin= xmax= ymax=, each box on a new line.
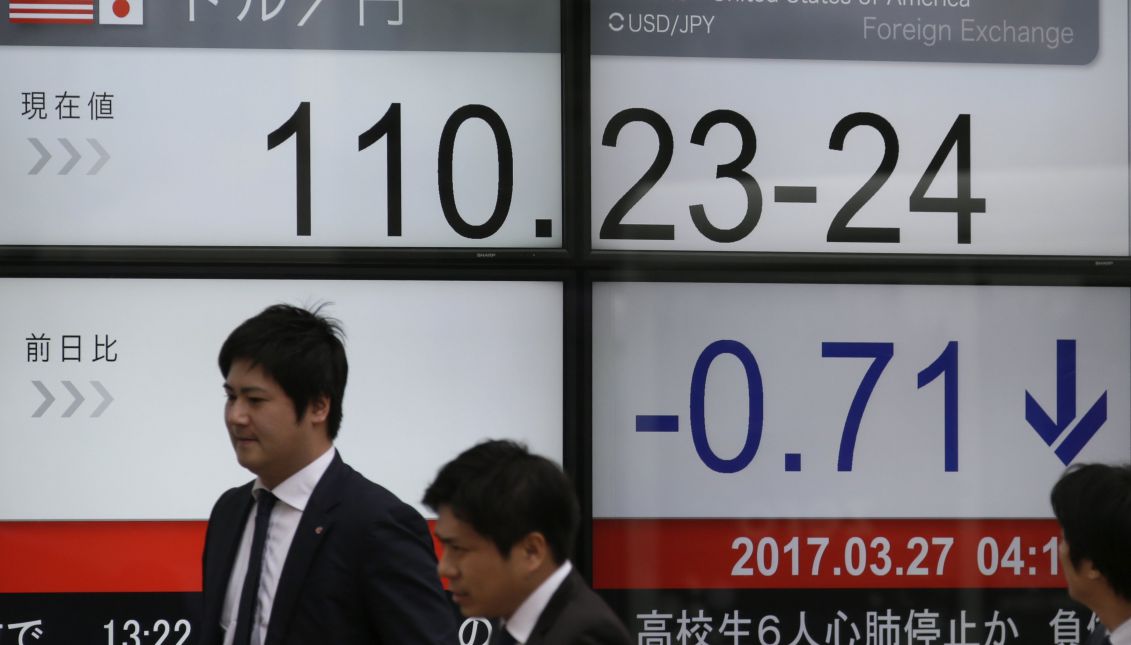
xmin=1082 ymin=559 xmax=1102 ymax=580
xmin=307 ymin=394 xmax=331 ymax=424
xmin=514 ymin=532 xmax=551 ymax=572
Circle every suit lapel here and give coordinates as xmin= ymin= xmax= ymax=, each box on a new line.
xmin=525 ymin=570 xmax=579 ymax=645
xmin=263 ymin=453 xmax=345 ymax=644
xmin=202 ymin=485 xmax=254 ymax=645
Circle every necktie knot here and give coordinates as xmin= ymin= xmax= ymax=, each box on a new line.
xmin=255 ymin=490 xmax=277 ymax=518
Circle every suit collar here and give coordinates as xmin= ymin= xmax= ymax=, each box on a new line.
xmin=524 ymin=568 xmax=584 ymax=645
xmin=505 ymin=561 xmax=573 ymax=643
xmin=1109 ymin=617 xmax=1131 ymax=645
xmin=256 ymin=446 xmax=336 ymax=513
xmin=264 ymin=451 xmax=348 ymax=644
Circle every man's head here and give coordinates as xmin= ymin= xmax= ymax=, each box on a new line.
xmin=423 ymin=440 xmax=579 ymax=619
xmin=219 ymin=304 xmax=348 ymax=487
xmin=1050 ymin=463 xmax=1131 ymax=607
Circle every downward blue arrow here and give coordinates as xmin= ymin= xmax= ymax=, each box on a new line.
xmin=1024 ymin=340 xmax=1076 ymax=445
xmin=1024 ymin=339 xmax=1107 ymax=465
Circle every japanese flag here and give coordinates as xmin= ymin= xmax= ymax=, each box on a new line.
xmin=99 ymin=0 xmax=141 ymax=24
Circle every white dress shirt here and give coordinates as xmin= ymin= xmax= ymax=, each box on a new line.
xmin=1110 ymin=618 xmax=1131 ymax=645
xmin=220 ymin=446 xmax=336 ymax=645
xmin=500 ymin=561 xmax=572 ymax=644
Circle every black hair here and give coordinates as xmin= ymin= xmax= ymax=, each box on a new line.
xmin=218 ymin=304 xmax=348 ymax=439
xmin=1050 ymin=462 xmax=1131 ymax=601
xmin=423 ymin=440 xmax=579 ymax=564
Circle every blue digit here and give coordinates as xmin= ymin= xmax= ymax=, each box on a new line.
xmin=690 ymin=340 xmax=763 ymax=474
xmin=822 ymin=342 xmax=894 ymax=472
xmin=917 ymin=341 xmax=959 ymax=472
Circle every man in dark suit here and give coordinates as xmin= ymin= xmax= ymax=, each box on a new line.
xmin=424 ymin=440 xmax=632 ymax=645
xmin=201 ymin=304 xmax=458 ymax=645
xmin=1050 ymin=463 xmax=1131 ymax=645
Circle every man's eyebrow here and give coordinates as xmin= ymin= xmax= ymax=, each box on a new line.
xmin=223 ymin=384 xmax=269 ymax=394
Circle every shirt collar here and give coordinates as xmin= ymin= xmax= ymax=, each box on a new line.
xmin=1110 ymin=617 xmax=1131 ymax=645
xmin=502 ymin=561 xmax=572 ymax=644
xmin=252 ymin=446 xmax=336 ymax=512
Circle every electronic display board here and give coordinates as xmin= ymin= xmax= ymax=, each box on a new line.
xmin=592 ymin=281 xmax=1131 ymax=642
xmin=591 ymin=0 xmax=1129 ymax=256
xmin=0 ymin=1 xmax=562 ymax=248
xmin=0 ymin=278 xmax=563 ymax=642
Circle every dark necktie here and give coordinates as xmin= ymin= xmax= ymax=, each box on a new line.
xmin=232 ymin=490 xmax=277 ymax=645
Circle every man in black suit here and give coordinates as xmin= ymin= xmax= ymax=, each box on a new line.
xmin=424 ymin=440 xmax=632 ymax=645
xmin=1050 ymin=463 xmax=1131 ymax=645
xmin=201 ymin=304 xmax=458 ymax=645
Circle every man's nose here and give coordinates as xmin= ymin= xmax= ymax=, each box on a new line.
xmin=437 ymin=550 xmax=456 ymax=580
xmin=226 ymin=400 xmax=248 ymax=425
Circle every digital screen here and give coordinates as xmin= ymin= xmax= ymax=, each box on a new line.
xmin=5 ymin=1 xmax=1130 ymax=643
xmin=0 ymin=278 xmax=563 ymax=642
xmin=591 ymin=280 xmax=1130 ymax=641
xmin=591 ymin=0 xmax=1129 ymax=255
xmin=1 ymin=1 xmax=562 ymax=248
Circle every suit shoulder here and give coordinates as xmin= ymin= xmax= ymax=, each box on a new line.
xmin=336 ymin=462 xmax=428 ymax=524
xmin=548 ymin=577 xmax=632 ymax=645
xmin=337 ymin=461 xmax=411 ymax=508
xmin=207 ymin=482 xmax=253 ymax=520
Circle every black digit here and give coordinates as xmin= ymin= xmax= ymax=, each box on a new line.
xmin=600 ymin=108 xmax=675 ymax=240
xmin=909 ymin=114 xmax=986 ymax=244
xmin=358 ymin=103 xmax=402 ymax=236
xmin=437 ymin=104 xmax=513 ymax=239
xmin=689 ymin=109 xmax=762 ymax=243
xmin=828 ymin=112 xmax=900 ymax=243
xmin=267 ymin=101 xmax=311 ymax=236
